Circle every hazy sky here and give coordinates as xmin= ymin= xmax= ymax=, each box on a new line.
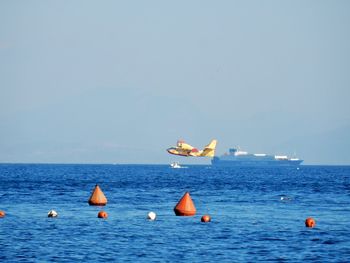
xmin=1 ymin=1 xmax=349 ymax=164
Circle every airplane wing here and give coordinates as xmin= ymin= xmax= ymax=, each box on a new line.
xmin=177 ymin=140 xmax=194 ymax=151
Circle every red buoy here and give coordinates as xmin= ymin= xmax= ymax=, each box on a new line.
xmin=98 ymin=211 xmax=108 ymax=219
xmin=88 ymin=184 xmax=107 ymax=206
xmin=201 ymin=215 xmax=211 ymax=223
xmin=174 ymin=192 xmax=196 ymax=216
xmin=305 ymin=217 xmax=316 ymax=228
xmin=0 ymin=210 xmax=5 ymax=218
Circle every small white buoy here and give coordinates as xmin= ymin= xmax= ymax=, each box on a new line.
xmin=147 ymin=211 xmax=156 ymax=221
xmin=280 ymin=195 xmax=292 ymax=202
xmin=48 ymin=210 xmax=58 ymax=217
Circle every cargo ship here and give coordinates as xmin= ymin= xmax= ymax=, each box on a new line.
xmin=211 ymin=147 xmax=303 ymax=166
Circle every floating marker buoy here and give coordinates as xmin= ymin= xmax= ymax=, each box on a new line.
xmin=98 ymin=211 xmax=108 ymax=219
xmin=201 ymin=215 xmax=211 ymax=223
xmin=88 ymin=184 xmax=107 ymax=206
xmin=305 ymin=217 xmax=316 ymax=228
xmin=174 ymin=192 xmax=196 ymax=216
xmin=147 ymin=211 xmax=156 ymax=221
xmin=280 ymin=195 xmax=292 ymax=201
xmin=0 ymin=210 xmax=5 ymax=218
xmin=47 ymin=210 xmax=58 ymax=217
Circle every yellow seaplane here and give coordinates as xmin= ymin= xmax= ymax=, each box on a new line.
xmin=167 ymin=139 xmax=217 ymax=157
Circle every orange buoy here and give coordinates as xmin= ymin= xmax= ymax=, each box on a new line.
xmin=305 ymin=217 xmax=316 ymax=228
xmin=88 ymin=184 xmax=107 ymax=206
xmin=0 ymin=210 xmax=5 ymax=218
xmin=201 ymin=215 xmax=211 ymax=223
xmin=174 ymin=192 xmax=196 ymax=216
xmin=97 ymin=211 xmax=108 ymax=219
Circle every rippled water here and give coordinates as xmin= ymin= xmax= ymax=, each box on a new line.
xmin=0 ymin=164 xmax=350 ymax=262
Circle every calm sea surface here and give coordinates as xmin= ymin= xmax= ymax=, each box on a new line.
xmin=0 ymin=164 xmax=349 ymax=262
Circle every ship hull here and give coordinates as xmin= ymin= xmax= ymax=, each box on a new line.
xmin=211 ymin=157 xmax=303 ymax=167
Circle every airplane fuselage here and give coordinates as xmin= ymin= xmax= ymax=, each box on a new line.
xmin=167 ymin=147 xmax=200 ymax=157
xmin=167 ymin=139 xmax=217 ymax=158
xmin=167 ymin=148 xmax=190 ymax=156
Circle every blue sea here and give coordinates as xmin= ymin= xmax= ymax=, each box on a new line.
xmin=0 ymin=164 xmax=349 ymax=262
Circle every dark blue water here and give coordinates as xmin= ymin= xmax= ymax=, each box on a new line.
xmin=0 ymin=164 xmax=350 ymax=262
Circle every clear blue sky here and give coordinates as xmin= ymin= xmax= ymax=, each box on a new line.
xmin=1 ymin=1 xmax=349 ymax=164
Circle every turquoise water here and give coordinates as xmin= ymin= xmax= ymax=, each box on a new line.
xmin=0 ymin=164 xmax=349 ymax=262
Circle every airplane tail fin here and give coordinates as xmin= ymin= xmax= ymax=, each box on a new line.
xmin=200 ymin=139 xmax=217 ymax=157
